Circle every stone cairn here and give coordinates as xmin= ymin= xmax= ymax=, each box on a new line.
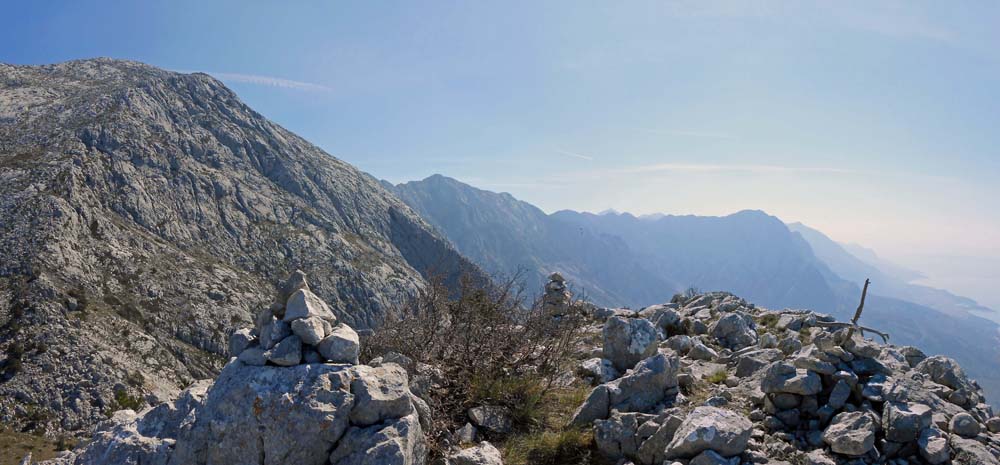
xmin=541 ymin=272 xmax=571 ymax=317
xmin=227 ymin=270 xmax=360 ymax=366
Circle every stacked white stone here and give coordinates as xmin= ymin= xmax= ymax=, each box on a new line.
xmin=229 ymin=270 xmax=360 ymax=367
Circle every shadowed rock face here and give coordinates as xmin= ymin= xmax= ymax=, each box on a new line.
xmin=0 ymin=58 xmax=478 ymax=433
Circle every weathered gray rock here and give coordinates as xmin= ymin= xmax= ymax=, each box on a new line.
xmin=882 ymin=401 xmax=932 ymax=442
xmin=949 ymin=412 xmax=980 ymax=438
xmin=663 ymin=335 xmax=693 ymax=354
xmin=237 ymin=345 xmax=267 ymax=366
xmin=328 ymin=413 xmax=425 ymax=465
xmin=710 ymin=312 xmax=758 ymax=350
xmin=607 ymin=353 xmax=679 ymax=413
xmin=318 ymin=324 xmax=361 ymax=364
xmin=49 ymin=410 xmax=172 ymax=465
xmin=279 ymin=270 xmax=310 ymax=305
xmin=579 ymin=358 xmax=620 ymax=384
xmin=804 ymin=450 xmax=836 ymax=465
xmin=687 ymin=342 xmax=718 ymax=361
xmin=827 ymin=379 xmax=851 ymax=409
xmin=690 ymin=450 xmax=739 ymax=465
xmin=594 ymin=411 xmax=653 ymax=459
xmin=448 ymin=441 xmax=504 ymax=465
xmin=569 ymin=384 xmax=611 ymax=427
xmin=468 ymin=406 xmax=512 ymax=434
xmin=603 ymin=316 xmax=658 ymax=372
xmin=843 ymin=335 xmax=881 ymax=358
xmin=916 ymin=355 xmax=973 ymax=391
xmin=987 ymin=416 xmax=1000 ymax=433
xmin=636 ymin=409 xmax=685 ymax=465
xmin=349 ymin=364 xmax=414 ymax=427
xmin=266 ymin=334 xmax=302 ymax=366
xmin=951 ymin=436 xmax=999 ymax=465
xmin=170 ymin=362 xmax=355 ymax=465
xmin=822 ymin=411 xmax=876 ymax=456
xmin=918 ymin=427 xmax=950 ymax=464
xmin=663 ymin=406 xmax=752 ymax=459
xmin=284 ymin=288 xmax=337 ymax=322
xmin=291 ymin=316 xmax=332 ymax=345
xmin=261 ymin=319 xmax=293 ymax=349
xmin=228 ymin=328 xmax=256 ymax=357
xmin=761 ymin=362 xmax=821 ymax=395
xmin=453 ymin=423 xmax=477 ymax=444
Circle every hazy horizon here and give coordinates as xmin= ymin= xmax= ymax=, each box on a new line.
xmin=5 ymin=0 xmax=997 ymax=312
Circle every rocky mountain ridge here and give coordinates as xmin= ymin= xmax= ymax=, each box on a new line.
xmin=31 ymin=274 xmax=1000 ymax=465
xmin=0 ymin=58 xmax=477 ymax=434
xmin=390 ymin=174 xmax=1000 ymax=408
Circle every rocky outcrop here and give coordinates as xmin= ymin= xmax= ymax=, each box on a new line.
xmin=41 ymin=274 xmax=429 ymax=465
xmin=568 ymin=291 xmax=1000 ymax=465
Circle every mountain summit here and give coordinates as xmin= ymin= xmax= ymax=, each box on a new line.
xmin=0 ymin=58 xmax=475 ymax=432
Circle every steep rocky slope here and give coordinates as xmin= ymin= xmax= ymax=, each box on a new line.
xmin=0 ymin=58 xmax=476 ymax=433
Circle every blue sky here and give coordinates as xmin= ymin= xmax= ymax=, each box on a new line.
xmin=4 ymin=1 xmax=999 ymax=307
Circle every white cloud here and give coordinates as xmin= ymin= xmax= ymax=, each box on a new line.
xmin=189 ymin=71 xmax=333 ymax=92
xmin=555 ymin=150 xmax=595 ymax=161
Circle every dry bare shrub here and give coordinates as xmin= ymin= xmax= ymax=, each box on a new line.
xmin=363 ymin=271 xmax=585 ymax=454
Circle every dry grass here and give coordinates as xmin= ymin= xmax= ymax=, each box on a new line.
xmin=0 ymin=428 xmax=68 ymax=464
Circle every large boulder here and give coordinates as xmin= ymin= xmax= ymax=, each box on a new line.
xmin=603 ymin=316 xmax=658 ymax=372
xmin=170 ymin=362 xmax=356 ymax=465
xmin=882 ymin=401 xmax=932 ymax=442
xmin=918 ymin=427 xmax=950 ymax=464
xmin=284 ymin=288 xmax=337 ymax=322
xmin=267 ymin=334 xmax=303 ymax=366
xmin=915 ymin=356 xmax=980 ymax=405
xmin=291 ymin=316 xmax=332 ymax=345
xmin=318 ymin=324 xmax=361 ymax=364
xmin=822 ymin=411 xmax=877 ymax=456
xmin=607 ymin=353 xmax=679 ymax=413
xmin=46 ymin=359 xmax=430 ymax=465
xmin=761 ymin=362 xmax=821 ymax=395
xmin=663 ymin=406 xmax=752 ymax=459
xmin=569 ymin=354 xmax=679 ymax=426
xmin=349 ymin=364 xmax=415 ymax=427
xmin=328 ymin=413 xmax=425 ymax=465
xmin=951 ymin=436 xmax=1000 ymax=465
xmin=709 ymin=312 xmax=758 ymax=350
xmin=949 ymin=412 xmax=981 ymax=438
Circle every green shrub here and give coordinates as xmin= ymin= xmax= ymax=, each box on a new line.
xmin=107 ymin=388 xmax=144 ymax=415
xmin=504 ymin=428 xmax=596 ymax=465
xmin=706 ymin=368 xmax=728 ymax=384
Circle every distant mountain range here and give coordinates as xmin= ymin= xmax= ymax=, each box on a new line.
xmin=392 ymin=174 xmax=1000 ymax=406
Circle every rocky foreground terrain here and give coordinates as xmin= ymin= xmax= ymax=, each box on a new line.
xmin=26 ymin=272 xmax=1000 ymax=465
xmin=0 ymin=58 xmax=477 ymax=433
